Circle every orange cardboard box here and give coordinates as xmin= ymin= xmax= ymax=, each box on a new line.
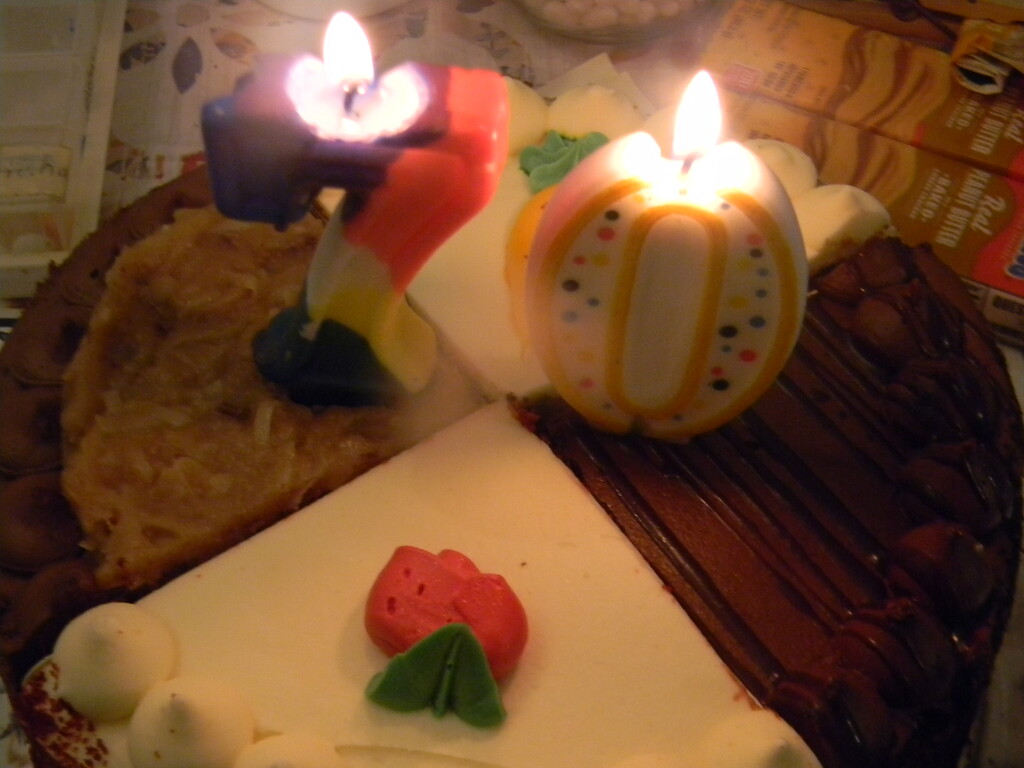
xmin=702 ymin=0 xmax=1024 ymax=182
xmin=722 ymin=89 xmax=1024 ymax=346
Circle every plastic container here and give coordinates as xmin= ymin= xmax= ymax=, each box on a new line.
xmin=0 ymin=0 xmax=125 ymax=298
xmin=511 ymin=0 xmax=711 ymax=44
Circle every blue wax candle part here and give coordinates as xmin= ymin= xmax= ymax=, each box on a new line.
xmin=202 ymin=94 xmax=398 ymax=229
xmin=202 ymin=95 xmax=320 ymax=229
xmin=201 ymin=57 xmax=451 ymax=230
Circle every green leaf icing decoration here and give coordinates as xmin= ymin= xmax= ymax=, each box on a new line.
xmin=519 ymin=131 xmax=609 ymax=194
xmin=365 ymin=623 xmax=506 ymax=728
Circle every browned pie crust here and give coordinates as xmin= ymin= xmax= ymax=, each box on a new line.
xmin=0 ymin=169 xmax=403 ymax=689
xmin=1 ymin=170 xmax=217 ymax=685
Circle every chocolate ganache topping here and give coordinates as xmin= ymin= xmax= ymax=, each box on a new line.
xmin=525 ymin=237 xmax=1022 ymax=768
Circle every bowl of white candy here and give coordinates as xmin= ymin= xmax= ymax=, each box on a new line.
xmin=512 ymin=0 xmax=710 ymax=44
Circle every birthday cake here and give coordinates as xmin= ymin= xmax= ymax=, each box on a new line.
xmin=1 ymin=67 xmax=1022 ymax=768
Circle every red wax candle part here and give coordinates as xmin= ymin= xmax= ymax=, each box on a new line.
xmin=344 ymin=67 xmax=510 ymax=293
xmin=365 ymin=547 xmax=528 ymax=681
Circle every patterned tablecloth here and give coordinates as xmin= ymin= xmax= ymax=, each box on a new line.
xmin=2 ymin=1 xmax=1022 ymax=766
xmin=96 ymin=0 xmax=684 ymax=217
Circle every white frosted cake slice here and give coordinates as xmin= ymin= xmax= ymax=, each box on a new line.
xmin=31 ymin=402 xmax=817 ymax=768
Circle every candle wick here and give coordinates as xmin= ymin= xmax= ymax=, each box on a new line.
xmin=680 ymin=152 xmax=700 ymax=174
xmin=342 ymin=80 xmax=369 ymax=115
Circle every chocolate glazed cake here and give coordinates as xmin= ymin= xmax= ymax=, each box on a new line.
xmin=525 ymin=237 xmax=1023 ymax=768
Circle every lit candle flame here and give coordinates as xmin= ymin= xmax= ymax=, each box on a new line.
xmin=323 ymin=12 xmax=374 ymax=91
xmin=288 ymin=11 xmax=420 ymax=141
xmin=672 ymin=70 xmax=721 ymax=162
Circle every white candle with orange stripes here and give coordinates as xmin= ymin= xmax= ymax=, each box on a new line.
xmin=526 ymin=71 xmax=806 ymax=441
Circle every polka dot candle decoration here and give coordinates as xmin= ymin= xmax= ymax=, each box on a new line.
xmin=526 ymin=72 xmax=806 ymax=440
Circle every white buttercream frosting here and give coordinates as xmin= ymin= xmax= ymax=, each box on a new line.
xmin=743 ymin=139 xmax=819 ymax=201
xmin=792 ymin=184 xmax=892 ymax=266
xmin=128 ymin=676 xmax=255 ymax=768
xmin=410 ymin=161 xmax=542 ymax=397
xmin=503 ymin=77 xmax=548 ymax=155
xmin=52 ymin=603 xmax=176 ymax=722
xmin=233 ymin=732 xmax=346 ymax=768
xmin=743 ymin=140 xmax=891 ymax=268
xmin=546 ymin=84 xmax=643 ymax=139
xmin=695 ymin=710 xmax=822 ymax=768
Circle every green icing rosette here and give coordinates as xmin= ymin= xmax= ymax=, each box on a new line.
xmin=520 ymin=131 xmax=609 ymax=194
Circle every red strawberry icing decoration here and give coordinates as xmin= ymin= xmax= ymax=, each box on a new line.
xmin=365 ymin=547 xmax=528 ymax=681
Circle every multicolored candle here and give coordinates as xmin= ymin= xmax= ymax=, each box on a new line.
xmin=203 ymin=13 xmax=508 ymax=403
xmin=526 ymin=72 xmax=806 ymax=440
